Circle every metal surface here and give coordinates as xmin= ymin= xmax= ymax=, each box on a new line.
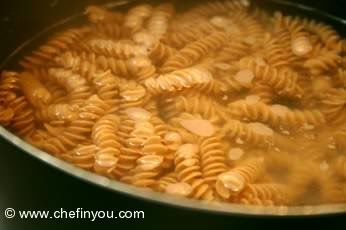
xmin=0 ymin=0 xmax=345 ymax=216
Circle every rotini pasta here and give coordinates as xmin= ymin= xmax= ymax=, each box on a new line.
xmin=85 ymin=5 xmax=124 ymax=24
xmin=20 ymin=26 xmax=91 ymax=69
xmin=86 ymin=39 xmax=146 ymax=59
xmin=215 ymin=157 xmax=265 ymax=199
xmin=18 ymin=72 xmax=52 ymax=108
xmin=146 ymin=3 xmax=175 ymax=40
xmin=228 ymin=99 xmax=326 ymax=129
xmin=145 ymin=66 xmax=213 ymax=95
xmin=92 ymin=114 xmax=121 ymax=176
xmin=124 ymin=4 xmax=153 ymax=34
xmin=160 ymin=93 xmax=226 ymax=124
xmin=174 ymin=144 xmax=214 ymax=200
xmin=238 ymin=57 xmax=303 ymax=97
xmin=0 ymin=0 xmax=345 ymax=207
xmin=199 ymin=135 xmax=228 ymax=183
xmin=160 ymin=32 xmax=227 ymax=73
xmin=154 ymin=172 xmax=178 ymax=192
xmin=320 ymin=88 xmax=346 ymax=124
xmin=220 ymin=120 xmax=274 ymax=146
xmin=238 ymin=183 xmax=291 ymax=206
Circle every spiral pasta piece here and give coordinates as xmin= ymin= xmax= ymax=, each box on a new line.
xmin=282 ymin=109 xmax=326 ymax=129
xmin=97 ymin=56 xmax=134 ymax=77
xmin=114 ymin=119 xmax=138 ymax=175
xmin=230 ymin=9 xmax=266 ymax=42
xmin=248 ymin=84 xmax=274 ymax=103
xmin=147 ymin=3 xmax=175 ymax=39
xmin=215 ymin=157 xmax=265 ymax=199
xmin=199 ymin=135 xmax=227 ymax=183
xmin=124 ymin=4 xmax=153 ymax=33
xmin=261 ymin=29 xmax=298 ymax=67
xmin=128 ymin=57 xmax=157 ymax=82
xmin=0 ymin=71 xmax=20 ymax=92
xmin=118 ymin=80 xmax=151 ymax=113
xmin=160 ymin=32 xmax=227 ymax=73
xmin=0 ymin=106 xmax=14 ymax=126
xmin=320 ymin=88 xmax=346 ymax=124
xmin=87 ymin=39 xmax=146 ymax=59
xmin=149 ymin=42 xmax=177 ymax=65
xmin=163 ymin=22 xmax=215 ymax=49
xmin=85 ymin=5 xmax=124 ymax=24
xmin=20 ymin=26 xmax=91 ymax=69
xmin=92 ymin=114 xmax=121 ymax=176
xmin=144 ymin=66 xmax=213 ymax=95
xmin=220 ymin=120 xmax=274 ymax=146
xmin=302 ymin=18 xmax=343 ymax=52
xmin=4 ymin=95 xmax=36 ymax=137
xmin=18 ymin=72 xmax=52 ymax=108
xmin=160 ymin=94 xmax=226 ymax=124
xmin=61 ymin=144 xmax=98 ymax=170
xmin=116 ymin=110 xmax=167 ymax=177
xmin=162 ymin=130 xmax=182 ymax=168
xmin=238 ymin=57 xmax=302 ymax=97
xmin=35 ymin=103 xmax=78 ymax=123
xmin=41 ymin=95 xmax=109 ymax=155
xmin=228 ymin=99 xmax=325 ymax=129
xmin=48 ymin=68 xmax=92 ymax=105
xmin=228 ymin=99 xmax=280 ymax=125
xmin=304 ymin=50 xmax=341 ymax=75
xmin=216 ymin=39 xmax=251 ymax=63
xmin=174 ymin=144 xmax=214 ymax=200
xmin=154 ymin=172 xmax=178 ymax=192
xmin=62 ymin=51 xmax=134 ymax=78
xmin=121 ymin=153 xmax=164 ymax=187
xmin=273 ymin=12 xmax=312 ymax=57
xmin=0 ymin=71 xmax=36 ymax=137
xmin=238 ymin=183 xmax=291 ymax=206
xmin=90 ymin=70 xmax=120 ymax=113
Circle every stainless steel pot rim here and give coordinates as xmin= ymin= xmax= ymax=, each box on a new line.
xmin=1 ymin=126 xmax=345 ymax=216
xmin=0 ymin=0 xmax=346 ymax=216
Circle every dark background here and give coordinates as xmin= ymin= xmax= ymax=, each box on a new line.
xmin=0 ymin=0 xmax=345 ymax=229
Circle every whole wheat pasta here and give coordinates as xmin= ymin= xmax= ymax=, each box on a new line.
xmin=154 ymin=172 xmax=178 ymax=192
xmin=320 ymin=88 xmax=346 ymax=124
xmin=92 ymin=114 xmax=121 ymax=176
xmin=174 ymin=143 xmax=214 ymax=200
xmin=199 ymin=135 xmax=228 ymax=184
xmin=160 ymin=93 xmax=226 ymax=124
xmin=35 ymin=103 xmax=78 ymax=123
xmin=146 ymin=3 xmax=175 ymax=40
xmin=61 ymin=144 xmax=98 ymax=170
xmin=160 ymin=32 xmax=227 ymax=73
xmin=124 ymin=4 xmax=153 ymax=33
xmin=18 ymin=72 xmax=52 ymax=108
xmin=85 ymin=5 xmax=124 ymax=24
xmin=220 ymin=120 xmax=274 ymax=146
xmin=0 ymin=0 xmax=345 ymax=207
xmin=215 ymin=157 xmax=265 ymax=199
xmin=144 ymin=66 xmax=213 ymax=95
xmin=228 ymin=99 xmax=326 ymax=129
xmin=238 ymin=183 xmax=292 ymax=206
xmin=20 ymin=26 xmax=91 ymax=69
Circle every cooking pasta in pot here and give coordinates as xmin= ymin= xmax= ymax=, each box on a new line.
xmin=0 ymin=0 xmax=345 ymax=206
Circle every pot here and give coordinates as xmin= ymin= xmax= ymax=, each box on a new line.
xmin=0 ymin=0 xmax=345 ymax=216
